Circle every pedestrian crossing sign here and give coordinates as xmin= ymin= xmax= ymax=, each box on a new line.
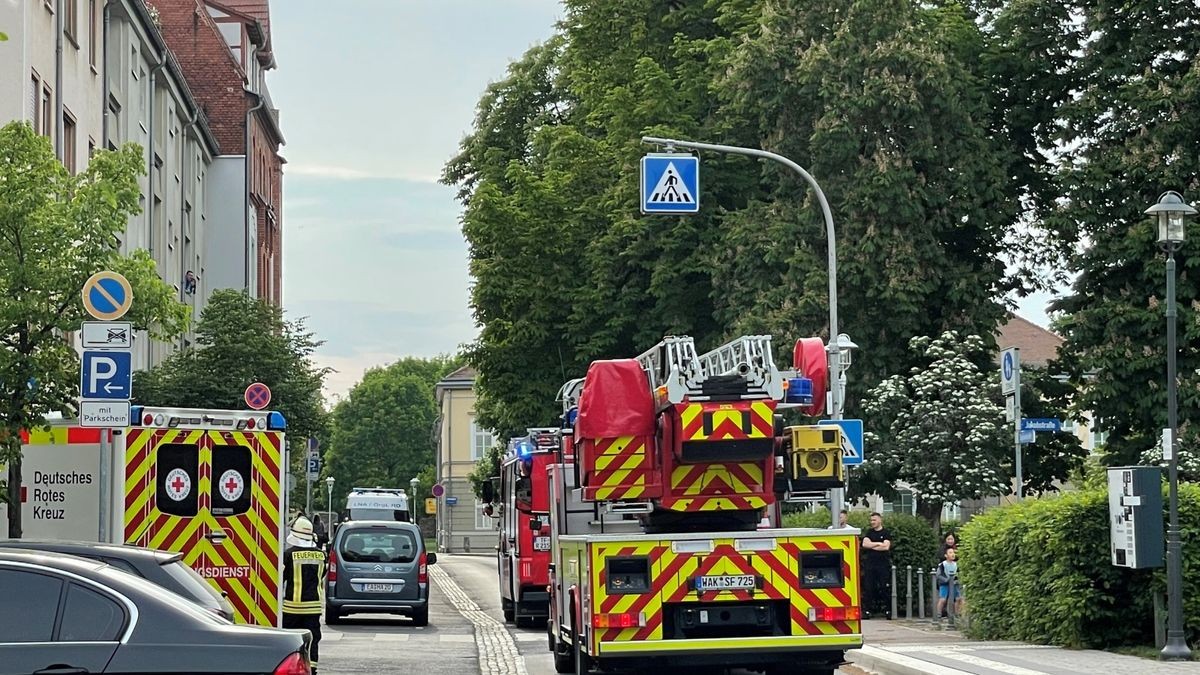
xmin=818 ymin=418 xmax=865 ymax=466
xmin=641 ymin=153 xmax=699 ymax=214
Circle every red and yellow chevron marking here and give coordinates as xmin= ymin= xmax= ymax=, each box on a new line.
xmin=662 ymin=462 xmax=766 ymax=512
xmin=123 ymin=428 xmax=283 ymax=627
xmin=585 ymin=436 xmax=654 ymax=501
xmin=678 ymin=401 xmax=775 ymax=442
xmin=19 ymin=427 xmax=102 ymax=444
xmin=587 ymin=534 xmax=861 ymax=649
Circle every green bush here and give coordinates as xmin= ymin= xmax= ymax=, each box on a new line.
xmin=959 ymin=483 xmax=1200 ymax=648
xmin=783 ymin=508 xmax=939 ymax=575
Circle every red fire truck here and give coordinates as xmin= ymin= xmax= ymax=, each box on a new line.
xmin=496 ymin=428 xmax=558 ymax=626
xmin=545 ymin=335 xmax=861 ymax=675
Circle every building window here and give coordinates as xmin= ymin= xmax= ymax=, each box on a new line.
xmin=29 ymin=72 xmax=40 ymax=128
xmin=63 ymin=110 xmax=77 ymax=173
xmin=470 ymin=420 xmax=495 ymax=461
xmin=88 ymin=0 xmax=98 ymax=67
xmin=474 ymin=500 xmax=494 ymax=531
xmin=40 ymin=84 xmax=53 ymax=137
xmin=64 ymin=0 xmax=78 ymax=45
xmin=88 ymin=137 xmax=95 ymax=159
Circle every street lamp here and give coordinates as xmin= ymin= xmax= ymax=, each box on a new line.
xmin=410 ymin=477 xmax=421 ymax=532
xmin=1147 ymin=190 xmax=1195 ymax=662
xmin=324 ymin=476 xmax=335 ymax=544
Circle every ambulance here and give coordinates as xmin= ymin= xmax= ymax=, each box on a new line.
xmin=3 ymin=406 xmax=288 ymax=627
xmin=342 ymin=487 xmax=412 ymax=523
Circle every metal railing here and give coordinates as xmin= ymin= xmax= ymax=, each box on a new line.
xmin=884 ymin=564 xmax=966 ymax=630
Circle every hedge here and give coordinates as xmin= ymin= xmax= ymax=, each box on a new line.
xmin=959 ymin=483 xmax=1200 ymax=648
xmin=783 ymin=508 xmax=940 ymax=575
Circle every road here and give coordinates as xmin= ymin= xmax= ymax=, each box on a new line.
xmin=322 ymin=552 xmax=861 ymax=675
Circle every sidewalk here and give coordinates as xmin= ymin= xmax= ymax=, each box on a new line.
xmin=851 ymin=619 xmax=1200 ymax=675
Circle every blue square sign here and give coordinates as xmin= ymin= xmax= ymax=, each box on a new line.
xmin=80 ymin=350 xmax=133 ymax=400
xmin=641 ymin=154 xmax=700 ymax=214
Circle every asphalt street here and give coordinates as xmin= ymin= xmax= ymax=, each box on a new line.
xmin=318 ymin=552 xmax=860 ymax=675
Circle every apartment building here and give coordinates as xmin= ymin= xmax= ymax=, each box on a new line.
xmin=0 ymin=0 xmax=220 ymax=369
xmin=434 ymin=367 xmax=500 ymax=553
xmin=154 ymin=0 xmax=285 ymax=307
xmin=106 ymin=0 xmax=219 ymax=369
xmin=0 ymin=0 xmax=105 ymax=173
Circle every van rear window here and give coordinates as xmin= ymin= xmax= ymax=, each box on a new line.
xmin=348 ymin=508 xmax=410 ymax=523
xmin=340 ymin=530 xmax=418 ymax=563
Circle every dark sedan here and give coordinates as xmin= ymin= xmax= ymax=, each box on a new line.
xmin=0 ymin=539 xmax=236 ymax=621
xmin=0 ymin=550 xmax=311 ymax=675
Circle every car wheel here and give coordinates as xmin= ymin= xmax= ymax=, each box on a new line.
xmin=412 ymin=607 xmax=429 ymax=627
xmin=573 ymin=622 xmax=591 ymax=675
xmin=503 ymin=600 xmax=515 ymax=623
xmin=552 ymin=622 xmax=573 ymax=673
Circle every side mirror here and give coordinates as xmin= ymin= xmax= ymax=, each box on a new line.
xmin=528 ymin=518 xmax=543 ymax=531
xmin=483 ymin=504 xmax=494 ymax=517
xmin=481 ymin=480 xmax=496 ymax=504
xmin=426 ymin=552 xmax=437 ymax=565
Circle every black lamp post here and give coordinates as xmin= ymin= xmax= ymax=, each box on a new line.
xmin=1146 ymin=190 xmax=1196 ymax=661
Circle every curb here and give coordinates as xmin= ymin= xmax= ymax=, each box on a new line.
xmin=848 ymin=645 xmax=973 ymax=675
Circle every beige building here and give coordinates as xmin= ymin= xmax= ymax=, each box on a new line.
xmin=434 ymin=366 xmax=499 ymax=553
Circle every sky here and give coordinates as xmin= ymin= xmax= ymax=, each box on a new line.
xmin=269 ymin=1 xmax=1059 ymax=403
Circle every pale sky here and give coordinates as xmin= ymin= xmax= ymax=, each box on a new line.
xmin=270 ymin=1 xmax=1058 ymax=403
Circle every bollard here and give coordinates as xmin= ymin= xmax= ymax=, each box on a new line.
xmin=1155 ymin=592 xmax=1167 ymax=649
xmin=464 ymin=536 xmax=471 ymax=553
xmin=947 ymin=579 xmax=957 ymax=627
xmin=930 ymin=567 xmax=939 ymax=625
xmin=917 ymin=567 xmax=926 ymax=619
xmin=890 ymin=565 xmax=898 ymax=620
xmin=906 ymin=565 xmax=913 ymax=619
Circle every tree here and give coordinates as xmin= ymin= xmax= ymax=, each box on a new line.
xmin=133 ymin=290 xmax=329 ymax=485
xmin=446 ymin=1 xmax=1044 ymax=437
xmin=0 ymin=122 xmax=189 ymax=536
xmin=859 ymin=332 xmax=1011 ymax=525
xmin=468 ymin=443 xmax=503 ymax=503
xmin=1028 ymin=0 xmax=1200 ymax=468
xmin=323 ymin=357 xmax=460 ymax=511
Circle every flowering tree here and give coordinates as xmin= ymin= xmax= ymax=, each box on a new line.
xmin=861 ymin=332 xmax=1010 ymax=524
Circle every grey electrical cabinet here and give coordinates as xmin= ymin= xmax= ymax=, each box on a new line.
xmin=1107 ymin=466 xmax=1164 ymax=569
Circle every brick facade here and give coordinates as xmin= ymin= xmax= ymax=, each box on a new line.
xmin=154 ymin=0 xmax=284 ymax=305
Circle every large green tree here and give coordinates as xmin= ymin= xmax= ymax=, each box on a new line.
xmin=0 ymin=122 xmax=190 ymax=536
xmin=323 ymin=357 xmax=459 ymax=511
xmin=1023 ymin=0 xmax=1200 ymax=466
xmin=133 ymin=289 xmax=329 ymax=500
xmin=446 ymin=0 xmax=1045 ymax=438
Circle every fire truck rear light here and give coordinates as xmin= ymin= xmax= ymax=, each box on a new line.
xmin=272 ymin=652 xmax=310 ymax=675
xmin=246 ymin=417 xmax=256 ymax=429
xmin=154 ymin=414 xmax=165 ymax=426
xmin=593 ymin=612 xmax=645 ymax=629
xmin=143 ymin=414 xmax=153 ymax=426
xmin=808 ymin=606 xmax=860 ymax=622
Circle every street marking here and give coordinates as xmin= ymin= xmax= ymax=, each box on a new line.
xmin=373 ymin=633 xmax=409 ymax=641
xmin=922 ymin=647 xmax=1050 ymax=675
xmin=431 ymin=564 xmax=528 ymax=675
xmin=439 ymin=634 xmax=475 ymax=643
xmin=512 ymin=632 xmax=545 ymax=642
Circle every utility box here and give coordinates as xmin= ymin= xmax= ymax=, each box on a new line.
xmin=1107 ymin=466 xmax=1164 ymax=569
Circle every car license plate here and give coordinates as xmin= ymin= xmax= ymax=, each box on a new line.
xmin=695 ymin=575 xmax=756 ymax=592
xmin=364 ymin=583 xmax=394 ymax=593
xmin=533 ymin=536 xmax=551 ymax=551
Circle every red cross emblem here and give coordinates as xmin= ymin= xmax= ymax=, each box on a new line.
xmin=165 ymin=468 xmax=191 ymax=502
xmin=219 ymin=469 xmax=244 ymax=502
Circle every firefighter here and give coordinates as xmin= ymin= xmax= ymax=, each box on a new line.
xmin=282 ymin=516 xmax=327 ymax=672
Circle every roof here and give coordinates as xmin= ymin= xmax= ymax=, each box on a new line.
xmin=996 ymin=313 xmax=1064 ymax=368
xmin=435 ymin=366 xmax=476 ymax=404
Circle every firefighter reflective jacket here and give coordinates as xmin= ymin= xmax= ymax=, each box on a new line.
xmin=282 ymin=545 xmax=327 ymax=615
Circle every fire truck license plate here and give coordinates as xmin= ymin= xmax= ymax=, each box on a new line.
xmin=533 ymin=536 xmax=551 ymax=551
xmin=696 ymin=575 xmax=756 ymax=592
xmin=364 ymin=583 xmax=394 ymax=593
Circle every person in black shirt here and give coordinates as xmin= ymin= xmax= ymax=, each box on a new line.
xmin=861 ymin=512 xmax=893 ymax=618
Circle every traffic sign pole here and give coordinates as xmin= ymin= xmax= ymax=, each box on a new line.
xmin=1001 ymin=348 xmax=1024 ymax=500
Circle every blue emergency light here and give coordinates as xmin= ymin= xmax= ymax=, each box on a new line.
xmin=784 ymin=377 xmax=814 ymax=405
xmin=516 ymin=439 xmax=534 ymax=459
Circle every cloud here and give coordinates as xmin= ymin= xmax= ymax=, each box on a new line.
xmin=312 ymin=350 xmax=404 ymax=404
xmin=287 ymin=163 xmax=442 ymax=184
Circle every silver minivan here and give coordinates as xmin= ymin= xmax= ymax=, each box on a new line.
xmin=325 ymin=521 xmax=436 ymax=626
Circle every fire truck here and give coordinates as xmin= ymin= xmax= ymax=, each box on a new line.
xmin=496 ymin=427 xmax=558 ymax=626
xmin=5 ymin=406 xmax=288 ymax=627
xmin=544 ymin=335 xmax=861 ymax=675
